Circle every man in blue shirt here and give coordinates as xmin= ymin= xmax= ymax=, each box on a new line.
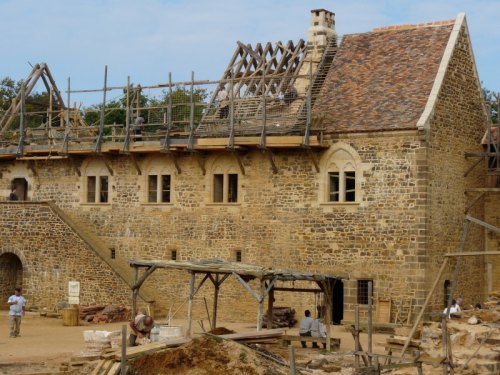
xmin=7 ymin=287 xmax=26 ymax=338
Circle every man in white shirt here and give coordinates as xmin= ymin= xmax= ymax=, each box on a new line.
xmin=7 ymin=287 xmax=26 ymax=338
xmin=311 ymin=314 xmax=327 ymax=349
xmin=299 ymin=309 xmax=313 ymax=348
xmin=442 ymin=299 xmax=461 ymax=318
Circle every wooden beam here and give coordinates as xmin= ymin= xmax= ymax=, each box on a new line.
xmin=132 ymin=265 xmax=157 ymax=291
xmin=195 ymin=152 xmax=206 ymax=175
xmin=444 ymin=251 xmax=500 ymax=257
xmin=263 ymin=148 xmax=278 ymax=174
xmin=187 ymin=271 xmax=195 ymax=337
xmin=273 ymin=287 xmax=323 ymax=293
xmin=102 ymin=157 xmax=114 ymax=176
xmin=169 ymin=152 xmax=181 ymax=174
xmin=464 ymin=192 xmax=485 ymax=213
xmin=130 ymin=154 xmax=142 ymax=175
xmin=464 ymin=156 xmax=484 ymax=177
xmin=231 ymin=150 xmax=246 ymax=175
xmin=232 ymin=272 xmax=260 ymax=302
xmin=267 ymin=288 xmax=274 ymax=329
xmin=306 ymin=147 xmax=320 ymax=173
xmin=466 ymin=215 xmax=500 ymax=233
xmin=27 ymin=160 xmax=38 ymax=177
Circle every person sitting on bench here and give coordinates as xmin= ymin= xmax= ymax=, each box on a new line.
xmin=311 ymin=312 xmax=327 ymax=348
xmin=299 ymin=309 xmax=313 ymax=348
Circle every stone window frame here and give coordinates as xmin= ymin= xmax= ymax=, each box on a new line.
xmin=319 ymin=142 xmax=367 ymax=205
xmin=141 ymin=157 xmax=176 ymax=205
xmin=81 ymin=160 xmax=111 ymax=205
xmin=206 ymin=154 xmax=241 ymax=205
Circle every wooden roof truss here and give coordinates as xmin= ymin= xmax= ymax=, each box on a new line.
xmin=196 ymin=39 xmax=307 ymax=137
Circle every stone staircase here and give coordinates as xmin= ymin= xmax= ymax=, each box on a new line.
xmin=46 ymin=201 xmax=163 ymax=315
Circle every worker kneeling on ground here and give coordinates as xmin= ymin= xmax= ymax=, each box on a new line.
xmin=129 ymin=313 xmax=154 ymax=346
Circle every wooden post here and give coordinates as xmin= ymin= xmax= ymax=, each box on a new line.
xmin=400 ymin=257 xmax=449 ymax=358
xmin=354 ymin=305 xmax=360 ymax=368
xmin=48 ymin=87 xmax=53 ymax=131
xmin=132 ymin=266 xmax=138 ymax=317
xmin=187 ymin=271 xmax=195 ymax=337
xmin=121 ymin=324 xmax=127 ymax=375
xmin=66 ymin=77 xmax=70 ymax=128
xmin=267 ymin=287 xmax=274 ymax=330
xmin=288 ymin=345 xmax=296 ymax=375
xmin=325 ymin=281 xmax=333 ymax=352
xmin=212 ymin=274 xmax=219 ymax=330
xmin=257 ymin=278 xmax=265 ymax=331
xmin=123 ymin=76 xmax=130 ymax=150
xmin=368 ymin=281 xmax=373 ymax=365
xmin=442 ymin=315 xmax=448 ymax=375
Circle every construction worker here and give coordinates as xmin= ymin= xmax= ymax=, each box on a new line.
xmin=129 ymin=312 xmax=154 ymax=346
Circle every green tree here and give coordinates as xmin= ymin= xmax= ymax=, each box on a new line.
xmin=0 ymin=77 xmax=22 ymax=112
xmin=482 ymin=85 xmax=498 ymax=124
xmin=150 ymin=86 xmax=208 ymax=126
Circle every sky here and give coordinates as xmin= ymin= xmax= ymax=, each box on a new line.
xmin=1 ymin=0 xmax=499 ymax=105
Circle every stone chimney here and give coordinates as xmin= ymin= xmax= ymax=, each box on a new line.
xmin=307 ymin=9 xmax=336 ymax=58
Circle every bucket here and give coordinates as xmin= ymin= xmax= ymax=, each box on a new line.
xmin=158 ymin=325 xmax=183 ymax=340
xmin=62 ymin=307 xmax=79 ymax=326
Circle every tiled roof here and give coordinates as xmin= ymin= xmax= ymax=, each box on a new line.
xmin=313 ymin=22 xmax=454 ymax=133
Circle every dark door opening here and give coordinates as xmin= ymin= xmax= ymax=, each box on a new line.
xmin=11 ymin=178 xmax=28 ymax=200
xmin=331 ymin=279 xmax=344 ymax=324
xmin=0 ymin=253 xmax=23 ymax=310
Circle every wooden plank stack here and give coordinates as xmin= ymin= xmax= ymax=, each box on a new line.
xmin=80 ymin=305 xmax=131 ymax=323
xmin=87 ymin=338 xmax=191 ymax=375
xmin=262 ymin=307 xmax=296 ymax=328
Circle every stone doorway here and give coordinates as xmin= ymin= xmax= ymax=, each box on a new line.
xmin=0 ymin=253 xmax=23 ymax=310
xmin=331 ymin=279 xmax=344 ymax=324
xmin=11 ymin=177 xmax=28 ymax=200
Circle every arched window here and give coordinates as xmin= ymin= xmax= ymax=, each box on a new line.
xmin=143 ymin=157 xmax=175 ymax=204
xmin=207 ymin=154 xmax=240 ymax=204
xmin=82 ymin=159 xmax=110 ymax=204
xmin=320 ymin=143 xmax=365 ymax=204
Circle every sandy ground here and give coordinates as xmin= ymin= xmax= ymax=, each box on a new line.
xmin=0 ymin=311 xmax=389 ymax=372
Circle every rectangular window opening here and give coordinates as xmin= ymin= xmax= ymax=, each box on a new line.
xmin=213 ymin=174 xmax=224 ymax=202
xmin=99 ymin=176 xmax=109 ymax=203
xmin=345 ymin=171 xmax=356 ymax=202
xmin=161 ymin=175 xmax=171 ymax=203
xmin=171 ymin=250 xmax=177 ymax=261
xmin=110 ymin=248 xmax=116 ymax=259
xmin=148 ymin=175 xmax=158 ymax=203
xmin=87 ymin=176 xmax=96 ymax=203
xmin=235 ymin=250 xmax=242 ymax=262
xmin=357 ymin=279 xmax=373 ymax=305
xmin=328 ymin=172 xmax=340 ymax=202
xmin=228 ymin=174 xmax=238 ymax=203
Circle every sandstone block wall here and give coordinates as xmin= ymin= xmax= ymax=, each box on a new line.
xmin=0 ymin=202 xmax=130 ymax=309
xmin=426 ymin=24 xmax=487 ymax=311
xmin=0 ymin=130 xmax=433 ymax=323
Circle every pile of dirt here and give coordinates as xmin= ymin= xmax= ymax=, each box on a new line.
xmin=208 ymin=326 xmax=235 ymax=335
xmin=128 ymin=336 xmax=289 ymax=375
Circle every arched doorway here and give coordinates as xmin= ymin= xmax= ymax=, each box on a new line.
xmin=11 ymin=178 xmax=28 ymax=200
xmin=0 ymin=253 xmax=23 ymax=310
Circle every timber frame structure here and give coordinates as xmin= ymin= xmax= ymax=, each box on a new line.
xmin=128 ymin=258 xmax=344 ymax=349
xmin=0 ymin=36 xmax=338 ymax=174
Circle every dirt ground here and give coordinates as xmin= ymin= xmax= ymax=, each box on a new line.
xmin=0 ymin=311 xmax=392 ymax=374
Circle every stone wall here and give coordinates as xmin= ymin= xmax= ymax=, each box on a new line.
xmin=425 ymin=24 xmax=488 ymax=311
xmin=0 ymin=202 xmax=130 ymax=310
xmin=0 ymin=129 xmax=433 ymax=323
